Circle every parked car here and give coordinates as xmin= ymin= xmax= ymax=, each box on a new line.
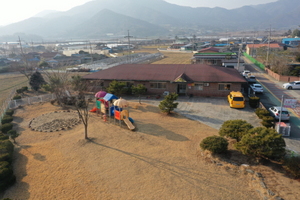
xmin=250 ymin=83 xmax=263 ymax=93
xmin=247 ymin=75 xmax=256 ymax=83
xmin=282 ymin=81 xmax=300 ymax=90
xmin=227 ymin=91 xmax=245 ymax=108
xmin=268 ymin=106 xmax=290 ymax=121
xmin=241 ymin=70 xmax=250 ymax=77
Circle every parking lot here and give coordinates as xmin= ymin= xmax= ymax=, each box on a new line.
xmin=140 ymin=96 xmax=261 ymax=130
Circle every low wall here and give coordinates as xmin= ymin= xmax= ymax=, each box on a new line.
xmin=244 ymin=53 xmax=300 ymax=82
xmin=265 ymin=68 xmax=300 ymax=82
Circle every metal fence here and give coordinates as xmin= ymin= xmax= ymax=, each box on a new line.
xmin=8 ymin=93 xmax=56 ymax=110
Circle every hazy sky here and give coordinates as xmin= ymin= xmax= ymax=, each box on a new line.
xmin=0 ymin=0 xmax=278 ymax=26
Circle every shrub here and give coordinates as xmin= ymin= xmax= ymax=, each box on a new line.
xmin=255 ymin=108 xmax=270 ymax=119
xmin=235 ymin=127 xmax=286 ymax=160
xmin=0 ymin=161 xmax=16 ymax=192
xmin=5 ymin=109 xmax=14 ymax=116
xmin=249 ymin=96 xmax=260 ymax=108
xmin=0 ymin=139 xmax=14 ymax=163
xmin=21 ymin=86 xmax=28 ymax=92
xmin=261 ymin=116 xmax=275 ymax=128
xmin=159 ymin=93 xmax=179 ymax=114
xmin=0 ymin=135 xmax=9 ymax=140
xmin=200 ymin=136 xmax=228 ymax=154
xmin=7 ymin=130 xmax=18 ymax=143
xmin=282 ymin=156 xmax=300 ymax=178
xmin=16 ymin=88 xmax=23 ymax=94
xmin=12 ymin=95 xmax=21 ymax=100
xmin=0 ymin=123 xmax=13 ymax=134
xmin=1 ymin=115 xmax=13 ymax=124
xmin=219 ymin=120 xmax=253 ymax=142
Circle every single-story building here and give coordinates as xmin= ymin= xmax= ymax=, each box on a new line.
xmin=191 ymin=52 xmax=237 ymax=65
xmin=245 ymin=43 xmax=283 ymax=56
xmin=282 ymin=38 xmax=300 ymax=47
xmin=222 ymin=59 xmax=245 ymax=72
xmin=83 ymin=64 xmax=247 ymax=97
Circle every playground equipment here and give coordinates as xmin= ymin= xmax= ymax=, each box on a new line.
xmin=90 ymin=93 xmax=135 ymax=130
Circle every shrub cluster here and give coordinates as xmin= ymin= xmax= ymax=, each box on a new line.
xmin=255 ymin=108 xmax=275 ymax=128
xmin=12 ymin=95 xmax=22 ymax=100
xmin=1 ymin=115 xmax=13 ymax=124
xmin=219 ymin=119 xmax=253 ymax=141
xmin=5 ymin=109 xmax=14 ymax=116
xmin=16 ymin=86 xmax=28 ymax=95
xmin=0 ymin=138 xmax=16 ymax=192
xmin=0 ymin=123 xmax=13 ymax=134
xmin=200 ymin=136 xmax=228 ymax=154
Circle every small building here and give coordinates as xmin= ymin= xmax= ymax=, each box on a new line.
xmin=282 ymin=38 xmax=300 ymax=47
xmin=222 ymin=59 xmax=245 ymax=72
xmin=82 ymin=64 xmax=247 ymax=97
xmin=245 ymin=43 xmax=283 ymax=56
xmin=192 ymin=52 xmax=237 ymax=66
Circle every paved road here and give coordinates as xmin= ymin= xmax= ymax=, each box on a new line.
xmin=242 ymin=57 xmax=300 ymax=154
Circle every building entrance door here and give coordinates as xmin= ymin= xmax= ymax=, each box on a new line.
xmin=177 ymin=84 xmax=186 ymax=95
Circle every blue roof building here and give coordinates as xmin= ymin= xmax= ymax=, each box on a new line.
xmin=282 ymin=38 xmax=300 ymax=47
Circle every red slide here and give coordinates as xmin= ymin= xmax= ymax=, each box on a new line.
xmin=89 ymin=107 xmax=97 ymax=112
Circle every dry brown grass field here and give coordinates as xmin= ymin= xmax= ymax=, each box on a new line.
xmin=0 ymin=73 xmax=28 ymax=105
xmin=136 ymin=47 xmax=193 ymax=64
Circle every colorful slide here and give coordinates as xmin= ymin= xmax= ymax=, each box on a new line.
xmin=121 ymin=110 xmax=135 ymax=131
xmin=89 ymin=107 xmax=97 ymax=112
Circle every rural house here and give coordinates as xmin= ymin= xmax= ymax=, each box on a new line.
xmin=245 ymin=43 xmax=283 ymax=57
xmin=83 ymin=64 xmax=247 ymax=97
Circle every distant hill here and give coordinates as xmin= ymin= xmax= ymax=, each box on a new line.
xmin=33 ymin=10 xmax=59 ymax=18
xmin=0 ymin=0 xmax=299 ymax=40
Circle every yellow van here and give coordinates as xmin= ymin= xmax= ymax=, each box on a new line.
xmin=227 ymin=91 xmax=245 ymax=108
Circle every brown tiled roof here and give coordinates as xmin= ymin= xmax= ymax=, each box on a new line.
xmin=83 ymin=64 xmax=246 ymax=83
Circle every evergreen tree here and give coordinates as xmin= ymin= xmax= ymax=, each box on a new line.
xmin=235 ymin=127 xmax=286 ymax=160
xmin=159 ymin=93 xmax=178 ymax=114
xmin=106 ymin=80 xmax=127 ymax=96
xmin=131 ymin=84 xmax=147 ymax=104
xmin=219 ymin=120 xmax=253 ymax=141
xmin=29 ymin=71 xmax=46 ymax=91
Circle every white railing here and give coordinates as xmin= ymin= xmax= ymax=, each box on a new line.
xmin=8 ymin=93 xmax=56 ymax=109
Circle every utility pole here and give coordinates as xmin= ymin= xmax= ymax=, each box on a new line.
xmin=124 ymin=30 xmax=133 ymax=63
xmin=266 ymin=25 xmax=271 ymax=66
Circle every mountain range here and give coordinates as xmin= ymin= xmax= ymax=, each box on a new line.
xmin=0 ymin=0 xmax=299 ymax=41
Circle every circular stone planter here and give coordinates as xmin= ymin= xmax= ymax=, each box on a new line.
xmin=29 ymin=111 xmax=80 ymax=132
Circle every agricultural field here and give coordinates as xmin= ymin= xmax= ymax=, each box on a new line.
xmin=136 ymin=47 xmax=194 ymax=64
xmin=0 ymin=73 xmax=28 ymax=106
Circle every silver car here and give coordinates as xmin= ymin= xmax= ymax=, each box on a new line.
xmin=282 ymin=81 xmax=300 ymax=90
xmin=268 ymin=106 xmax=290 ymax=121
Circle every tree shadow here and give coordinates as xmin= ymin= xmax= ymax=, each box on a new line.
xmin=135 ymin=121 xmax=189 ymax=141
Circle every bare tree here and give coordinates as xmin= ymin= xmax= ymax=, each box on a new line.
xmin=71 ymin=76 xmax=92 ymax=139
xmin=43 ymin=70 xmax=72 ymax=106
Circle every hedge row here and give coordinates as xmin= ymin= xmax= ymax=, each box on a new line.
xmin=0 ymin=137 xmax=16 ymax=192
xmin=0 ymin=109 xmax=16 ymax=192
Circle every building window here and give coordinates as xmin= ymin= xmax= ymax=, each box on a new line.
xmin=150 ymin=82 xmax=167 ymax=89
xmin=219 ymin=83 xmax=231 ymax=91
xmin=194 ymin=83 xmax=203 ymax=90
